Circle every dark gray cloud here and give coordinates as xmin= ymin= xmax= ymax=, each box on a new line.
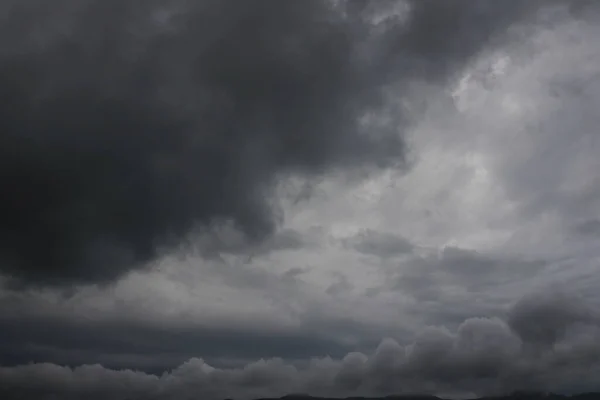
xmin=507 ymin=291 xmax=598 ymax=348
xmin=184 ymin=226 xmax=310 ymax=262
xmin=390 ymin=246 xmax=546 ymax=301
xmin=356 ymin=246 xmax=551 ymax=330
xmin=0 ymin=313 xmax=353 ymax=373
xmin=0 ymin=0 xmax=555 ymax=287
xmin=2 ymin=291 xmax=600 ymax=400
xmin=344 ymin=229 xmax=414 ymax=258
xmin=575 ymin=219 xmax=600 ymax=237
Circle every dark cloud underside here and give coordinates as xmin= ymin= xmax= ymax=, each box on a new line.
xmin=0 ymin=0 xmax=555 ymax=286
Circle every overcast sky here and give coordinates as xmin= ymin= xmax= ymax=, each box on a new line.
xmin=2 ymin=1 xmax=600 ymax=399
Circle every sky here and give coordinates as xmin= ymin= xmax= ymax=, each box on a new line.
xmin=2 ymin=1 xmax=600 ymax=399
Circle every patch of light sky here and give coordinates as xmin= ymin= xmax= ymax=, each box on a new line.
xmin=273 ymin=15 xmax=600 ymax=293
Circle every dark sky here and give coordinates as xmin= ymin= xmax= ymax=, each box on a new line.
xmin=2 ymin=1 xmax=600 ymax=399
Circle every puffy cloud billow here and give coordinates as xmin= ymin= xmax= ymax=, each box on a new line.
xmin=2 ymin=292 xmax=600 ymax=400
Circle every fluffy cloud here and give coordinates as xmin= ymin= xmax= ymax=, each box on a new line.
xmin=2 ymin=292 xmax=600 ymax=400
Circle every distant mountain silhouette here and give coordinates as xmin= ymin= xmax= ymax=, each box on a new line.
xmin=238 ymin=392 xmax=600 ymax=400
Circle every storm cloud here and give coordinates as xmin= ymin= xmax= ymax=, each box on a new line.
xmin=3 ymin=1 xmax=600 ymax=399
xmin=2 ymin=292 xmax=600 ymax=400
xmin=0 ymin=0 xmax=557 ymax=286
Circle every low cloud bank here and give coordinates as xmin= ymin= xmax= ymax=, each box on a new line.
xmin=2 ymin=291 xmax=600 ymax=399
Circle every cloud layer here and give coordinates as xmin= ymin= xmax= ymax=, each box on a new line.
xmin=2 ymin=1 xmax=600 ymax=400
xmin=2 ymin=292 xmax=600 ymax=400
